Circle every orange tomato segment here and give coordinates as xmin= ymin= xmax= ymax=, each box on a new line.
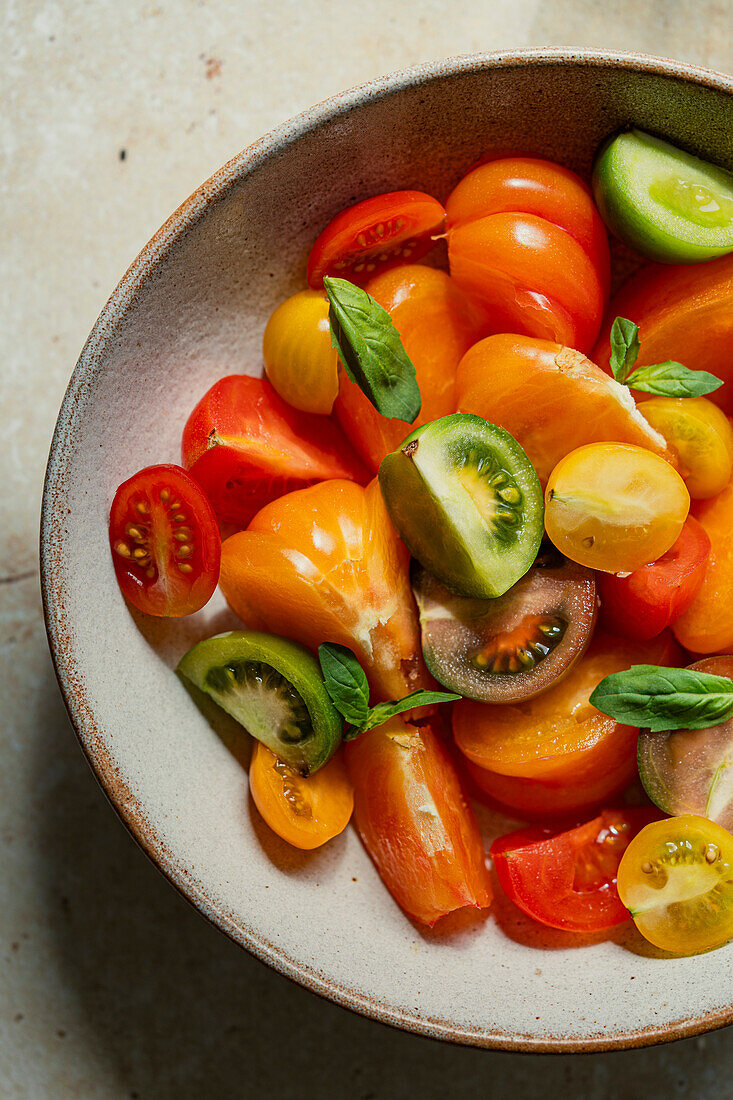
xmin=673 ymin=475 xmax=733 ymax=653
xmin=219 ymin=479 xmax=431 ymax=702
xmin=249 ymin=743 xmax=353 ymax=850
xmin=455 ymin=334 xmax=671 ymax=484
xmin=639 ymin=397 xmax=733 ymax=500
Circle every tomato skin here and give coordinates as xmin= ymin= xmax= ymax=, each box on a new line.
xmin=249 ymin=743 xmax=353 ymax=850
xmin=306 ymin=190 xmax=446 ymax=288
xmin=109 ymin=463 xmax=220 ymax=617
xmin=673 ymin=477 xmax=733 ymax=653
xmin=640 ymin=397 xmax=733 ymax=500
xmin=491 ymin=808 xmax=659 ymax=932
xmin=598 ymin=517 xmax=711 ymax=641
xmin=263 ymin=290 xmax=340 ymax=415
xmin=181 ymin=375 xmax=367 ymax=527
xmin=446 ymin=156 xmax=611 ymax=295
xmin=334 ymin=266 xmax=487 ymax=472
xmin=345 ymin=718 xmax=492 ymax=926
xmin=592 ymin=253 xmax=733 ymax=414
xmin=219 ymin=479 xmax=431 ymax=702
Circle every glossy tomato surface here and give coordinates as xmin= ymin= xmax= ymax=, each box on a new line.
xmin=219 ymin=479 xmax=431 ymax=702
xmin=249 ymin=743 xmax=353 ymax=850
xmin=491 ymin=808 xmax=659 ymax=932
xmin=307 ymin=190 xmax=446 ymax=287
xmin=346 ymin=718 xmax=492 ymax=926
xmin=109 ymin=463 xmax=220 ymax=617
xmin=181 ymin=375 xmax=366 ymax=527
xmin=598 ymin=516 xmax=711 ymax=640
xmin=673 ymin=476 xmax=733 ymax=653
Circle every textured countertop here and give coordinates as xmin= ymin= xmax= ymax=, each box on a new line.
xmin=2 ymin=2 xmax=733 ymax=1096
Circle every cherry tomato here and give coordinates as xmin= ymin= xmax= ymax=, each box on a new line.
xmin=263 ymin=290 xmax=340 ymax=415
xmin=345 ymin=718 xmax=492 ymax=926
xmin=598 ymin=517 xmax=711 ymax=641
xmin=306 ymin=190 xmax=446 ymax=288
xmin=334 ymin=266 xmax=487 ymax=472
xmin=446 ymin=156 xmax=611 ymax=294
xmin=491 ymin=808 xmax=659 ymax=933
xmin=673 ymin=476 xmax=733 ymax=653
xmin=592 ymin=253 xmax=733 ymax=415
xmin=545 ymin=442 xmax=690 ymax=573
xmin=640 ymin=397 xmax=733 ymax=500
xmin=181 ymin=375 xmax=367 ymax=528
xmin=219 ymin=479 xmax=431 ymax=702
xmin=109 ymin=463 xmax=220 ymax=617
xmin=617 ymin=815 xmax=733 ymax=954
xmin=249 ymin=743 xmax=353 ymax=850
xmin=455 ymin=334 xmax=671 ymax=484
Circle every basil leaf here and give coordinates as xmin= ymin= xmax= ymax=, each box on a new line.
xmin=324 ymin=276 xmax=421 ymax=423
xmin=624 ymin=360 xmax=723 ymax=398
xmin=318 ymin=643 xmax=370 ymax=728
xmin=609 ymin=316 xmax=640 ymax=383
xmin=361 ymin=690 xmax=461 ymax=733
xmin=590 ymin=664 xmax=733 ymax=733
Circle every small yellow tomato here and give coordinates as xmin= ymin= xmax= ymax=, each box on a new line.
xmin=544 ymin=442 xmax=690 ymax=572
xmin=263 ymin=289 xmax=340 ymax=415
xmin=617 ymin=815 xmax=733 ymax=955
xmin=249 ymin=742 xmax=353 ymax=850
xmin=640 ymin=396 xmax=733 ymax=499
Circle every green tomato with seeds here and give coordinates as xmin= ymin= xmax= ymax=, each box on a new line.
xmin=593 ymin=129 xmax=733 ymax=264
xmin=378 ymin=413 xmax=544 ymax=599
xmin=177 ymin=630 xmax=342 ymax=775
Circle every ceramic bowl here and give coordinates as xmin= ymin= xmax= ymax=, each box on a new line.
xmin=42 ymin=49 xmax=733 ymax=1051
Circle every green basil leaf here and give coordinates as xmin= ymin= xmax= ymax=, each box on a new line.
xmin=590 ymin=664 xmax=733 ymax=732
xmin=609 ymin=316 xmax=640 ymax=383
xmin=324 ymin=275 xmax=421 ymax=423
xmin=625 ymin=360 xmax=723 ymax=398
xmin=317 ymin=643 xmax=370 ymax=728
xmin=361 ymin=690 xmax=461 ymax=732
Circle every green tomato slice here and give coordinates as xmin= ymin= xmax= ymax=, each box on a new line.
xmin=378 ymin=413 xmax=544 ymax=598
xmin=593 ymin=129 xmax=733 ymax=263
xmin=177 ymin=630 xmax=342 ymax=775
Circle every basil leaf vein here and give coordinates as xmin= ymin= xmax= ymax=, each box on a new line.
xmin=318 ymin=642 xmax=370 ymax=727
xmin=609 ymin=316 xmax=640 ymax=383
xmin=590 ymin=664 xmax=733 ymax=732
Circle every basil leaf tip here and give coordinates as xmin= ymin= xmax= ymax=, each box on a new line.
xmin=323 ymin=276 xmax=421 ymax=423
xmin=590 ymin=664 xmax=733 ymax=733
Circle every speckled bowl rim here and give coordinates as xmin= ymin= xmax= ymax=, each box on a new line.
xmin=41 ymin=48 xmax=733 ymax=1053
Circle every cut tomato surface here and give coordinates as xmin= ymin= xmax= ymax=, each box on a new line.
xmin=346 ymin=717 xmax=492 ymax=926
xmin=491 ymin=807 xmax=660 ymax=932
xmin=109 ymin=463 xmax=220 ymax=617
xmin=307 ymin=190 xmax=446 ymax=288
xmin=673 ymin=476 xmax=733 ymax=653
xmin=181 ymin=375 xmax=367 ymax=527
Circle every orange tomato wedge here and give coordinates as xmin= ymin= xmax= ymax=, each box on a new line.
xmin=249 ymin=743 xmax=353 ymax=850
xmin=673 ymin=476 xmax=733 ymax=653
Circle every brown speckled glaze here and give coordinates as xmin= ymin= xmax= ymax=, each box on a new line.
xmin=41 ymin=50 xmax=733 ymax=1052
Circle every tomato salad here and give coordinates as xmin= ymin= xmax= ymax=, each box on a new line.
xmin=109 ymin=132 xmax=733 ymax=951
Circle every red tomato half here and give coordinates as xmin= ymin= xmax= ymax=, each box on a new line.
xmin=109 ymin=463 xmax=220 ymax=617
xmin=491 ymin=808 xmax=659 ymax=932
xmin=306 ymin=190 xmax=446 ymax=288
xmin=181 ymin=375 xmax=367 ymax=527
xmin=346 ymin=718 xmax=492 ymax=927
xmin=598 ymin=517 xmax=711 ymax=641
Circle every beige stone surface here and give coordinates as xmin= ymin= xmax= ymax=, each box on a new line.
xmin=1 ymin=1 xmax=732 ymax=1096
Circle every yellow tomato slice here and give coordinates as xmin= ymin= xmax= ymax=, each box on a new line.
xmin=640 ymin=397 xmax=733 ymax=499
xmin=263 ymin=289 xmax=340 ymax=414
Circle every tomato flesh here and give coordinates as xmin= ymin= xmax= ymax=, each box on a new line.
xmin=307 ymin=190 xmax=446 ymax=288
xmin=598 ymin=516 xmax=710 ymax=641
xmin=249 ymin=743 xmax=353 ymax=850
xmin=491 ymin=808 xmax=659 ymax=932
xmin=346 ymin=718 xmax=492 ymax=926
xmin=109 ymin=463 xmax=220 ymax=617
xmin=673 ymin=475 xmax=733 ymax=653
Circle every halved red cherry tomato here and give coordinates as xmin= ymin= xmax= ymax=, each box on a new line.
xmin=109 ymin=463 xmax=220 ymax=617
xmin=598 ymin=517 xmax=711 ymax=641
xmin=346 ymin=717 xmax=492 ymax=926
xmin=490 ymin=808 xmax=660 ymax=932
xmin=307 ymin=190 xmax=446 ymax=288
xmin=181 ymin=375 xmax=367 ymax=528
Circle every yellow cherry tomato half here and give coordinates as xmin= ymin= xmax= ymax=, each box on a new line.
xmin=617 ymin=815 xmax=733 ymax=955
xmin=639 ymin=396 xmax=733 ymax=500
xmin=544 ymin=442 xmax=690 ymax=573
xmin=263 ymin=289 xmax=340 ymax=415
xmin=249 ymin=742 xmax=354 ymax=850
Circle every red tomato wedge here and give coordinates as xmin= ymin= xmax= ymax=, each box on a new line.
xmin=598 ymin=517 xmax=711 ymax=641
xmin=306 ymin=190 xmax=446 ymax=288
xmin=109 ymin=463 xmax=220 ymax=617
xmin=491 ymin=808 xmax=659 ymax=932
xmin=346 ymin=718 xmax=492 ymax=927
xmin=181 ymin=375 xmax=367 ymax=527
